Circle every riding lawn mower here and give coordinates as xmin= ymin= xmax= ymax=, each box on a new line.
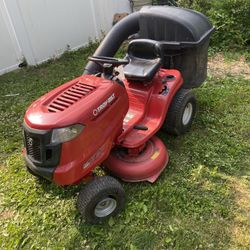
xmin=22 ymin=6 xmax=214 ymax=223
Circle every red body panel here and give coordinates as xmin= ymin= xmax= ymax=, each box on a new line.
xmin=118 ymin=69 xmax=183 ymax=147
xmin=24 ymin=68 xmax=183 ymax=185
xmin=25 ymin=76 xmax=127 ymax=130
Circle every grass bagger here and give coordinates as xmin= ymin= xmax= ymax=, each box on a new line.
xmin=22 ymin=6 xmax=214 ymax=223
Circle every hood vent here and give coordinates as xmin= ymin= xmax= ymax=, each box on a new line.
xmin=48 ymin=81 xmax=96 ymax=112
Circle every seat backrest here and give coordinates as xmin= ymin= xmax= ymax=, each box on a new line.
xmin=127 ymin=39 xmax=162 ymax=60
xmin=124 ymin=39 xmax=163 ymax=82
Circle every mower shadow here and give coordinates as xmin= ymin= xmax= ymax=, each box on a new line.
xmin=38 ymin=178 xmax=82 ymax=200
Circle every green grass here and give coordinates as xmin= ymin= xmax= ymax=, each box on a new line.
xmin=0 ymin=46 xmax=249 ymax=249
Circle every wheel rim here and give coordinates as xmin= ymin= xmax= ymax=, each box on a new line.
xmin=94 ymin=197 xmax=117 ymax=218
xmin=182 ymin=102 xmax=193 ymax=125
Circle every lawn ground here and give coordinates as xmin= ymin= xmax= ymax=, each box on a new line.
xmin=0 ymin=45 xmax=249 ymax=249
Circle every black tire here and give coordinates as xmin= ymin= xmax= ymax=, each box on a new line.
xmin=164 ymin=88 xmax=197 ymax=135
xmin=77 ymin=176 xmax=126 ymax=224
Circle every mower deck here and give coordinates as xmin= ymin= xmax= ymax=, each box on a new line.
xmin=104 ymin=136 xmax=169 ymax=183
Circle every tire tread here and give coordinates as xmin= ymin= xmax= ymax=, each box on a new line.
xmin=165 ymin=88 xmax=196 ymax=135
xmin=77 ymin=176 xmax=125 ymax=223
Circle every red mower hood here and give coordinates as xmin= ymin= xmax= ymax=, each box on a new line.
xmin=24 ymin=75 xmax=120 ymax=130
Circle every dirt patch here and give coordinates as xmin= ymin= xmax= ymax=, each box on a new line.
xmin=0 ymin=210 xmax=15 ymax=220
xmin=208 ymin=54 xmax=250 ymax=79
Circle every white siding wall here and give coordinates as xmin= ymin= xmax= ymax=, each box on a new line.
xmin=0 ymin=1 xmax=23 ymax=75
xmin=0 ymin=0 xmax=131 ymax=75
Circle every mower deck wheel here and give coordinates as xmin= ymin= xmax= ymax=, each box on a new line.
xmin=165 ymin=88 xmax=197 ymax=135
xmin=77 ymin=176 xmax=125 ymax=224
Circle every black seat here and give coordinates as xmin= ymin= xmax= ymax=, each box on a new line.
xmin=124 ymin=39 xmax=162 ymax=82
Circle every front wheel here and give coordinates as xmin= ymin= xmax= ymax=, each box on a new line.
xmin=164 ymin=88 xmax=197 ymax=135
xmin=77 ymin=176 xmax=126 ymax=224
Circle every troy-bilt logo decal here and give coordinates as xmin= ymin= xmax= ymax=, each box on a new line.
xmin=93 ymin=93 xmax=115 ymax=117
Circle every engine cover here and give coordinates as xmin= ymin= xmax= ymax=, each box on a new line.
xmin=24 ymin=75 xmax=128 ymax=185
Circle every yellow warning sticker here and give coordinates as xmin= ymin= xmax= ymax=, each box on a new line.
xmin=151 ymin=151 xmax=160 ymax=160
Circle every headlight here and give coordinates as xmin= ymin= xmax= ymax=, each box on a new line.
xmin=51 ymin=124 xmax=84 ymax=144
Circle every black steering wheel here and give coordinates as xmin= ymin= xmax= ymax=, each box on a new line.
xmin=88 ymin=56 xmax=129 ymax=68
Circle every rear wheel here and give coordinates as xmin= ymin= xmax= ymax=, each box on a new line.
xmin=77 ymin=176 xmax=126 ymax=224
xmin=164 ymin=88 xmax=197 ymax=135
